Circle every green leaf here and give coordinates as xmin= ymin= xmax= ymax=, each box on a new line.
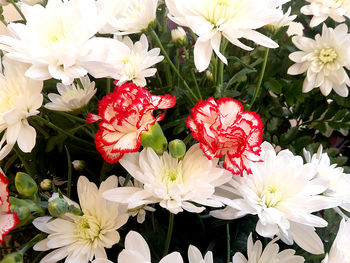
xmin=280 ymin=127 xmax=298 ymax=145
xmin=265 ymin=78 xmax=282 ymax=94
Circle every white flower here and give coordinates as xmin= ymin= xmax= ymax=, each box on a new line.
xmin=271 ymin=7 xmax=297 ymax=29
xmin=118 ymin=176 xmax=155 ymax=224
xmin=114 ymin=34 xmax=164 ymax=87
xmin=98 ymin=0 xmax=158 ymax=35
xmin=165 ymin=0 xmax=281 ymax=72
xmin=20 ymin=0 xmax=44 ymax=5
xmin=322 ymin=219 xmax=350 ymax=263
xmin=188 ymin=245 xmax=213 ymax=263
xmin=33 ymin=176 xmax=129 ymax=263
xmin=0 ymin=57 xmax=43 ymax=160
xmin=103 ymin=144 xmax=231 ymax=214
xmin=288 ymin=24 xmax=350 ymax=97
xmin=304 ymin=145 xmax=350 ymax=214
xmin=0 ymin=0 xmax=128 ymax=85
xmin=117 ymin=231 xmax=183 ymax=263
xmin=287 ymin=22 xmax=304 ymax=37
xmin=45 ymin=75 xmax=96 ymax=112
xmin=232 ymin=233 xmax=305 ymax=263
xmin=211 ymin=142 xmax=340 ymax=255
xmin=301 ymin=0 xmax=350 ymax=28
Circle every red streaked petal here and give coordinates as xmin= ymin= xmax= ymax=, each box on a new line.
xmin=151 ymin=94 xmax=177 ymax=109
xmin=0 ymin=173 xmax=10 ymax=213
xmin=0 ymin=213 xmax=20 ymax=243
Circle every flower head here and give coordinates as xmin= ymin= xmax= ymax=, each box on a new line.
xmin=301 ymin=0 xmax=350 ymax=27
xmin=87 ymin=82 xmax=176 ymax=164
xmin=33 ymin=176 xmax=129 ymax=263
xmin=0 ymin=0 xmax=128 ymax=84
xmin=186 ymin=97 xmax=263 ymax=175
xmin=114 ymin=34 xmax=164 ymax=87
xmin=322 ymin=219 xmax=350 ymax=263
xmin=103 ymin=144 xmax=231 ymax=214
xmin=165 ymin=0 xmax=280 ymax=71
xmin=211 ymin=142 xmax=340 ymax=254
xmin=304 ymin=145 xmax=350 ymax=213
xmin=98 ymin=0 xmax=158 ymax=35
xmin=232 ymin=233 xmax=305 ymax=263
xmin=288 ymin=24 xmax=350 ymax=97
xmin=45 ymin=75 xmax=96 ymax=112
xmin=0 ymin=57 xmax=43 ymax=160
xmin=0 ymin=170 xmax=20 ymax=243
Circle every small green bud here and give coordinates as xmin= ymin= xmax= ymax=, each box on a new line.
xmin=40 ymin=179 xmax=52 ymax=191
xmin=206 ymin=71 xmax=214 ymax=82
xmin=169 ymin=139 xmax=186 ymax=159
xmin=171 ymin=27 xmax=187 ymax=47
xmin=15 ymin=172 xmax=38 ymax=198
xmin=141 ymin=122 xmax=168 ymax=155
xmin=72 ymin=160 xmax=86 ymax=171
xmin=0 ymin=252 xmax=23 ymax=263
xmin=48 ymin=198 xmax=70 ymax=218
xmin=9 ymin=197 xmax=45 ymax=227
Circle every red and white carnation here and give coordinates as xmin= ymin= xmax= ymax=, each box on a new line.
xmin=0 ymin=170 xmax=20 ymax=243
xmin=186 ymin=97 xmax=263 ymax=175
xmin=87 ymin=82 xmax=176 ymax=163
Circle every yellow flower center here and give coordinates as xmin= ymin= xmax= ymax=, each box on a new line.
xmin=204 ymin=0 xmax=236 ymax=27
xmin=260 ymin=186 xmax=283 ymax=207
xmin=121 ymin=56 xmax=137 ymax=79
xmin=162 ymin=168 xmax=182 ymax=187
xmin=318 ymin=47 xmax=338 ymax=64
xmin=75 ymin=215 xmax=101 ymax=242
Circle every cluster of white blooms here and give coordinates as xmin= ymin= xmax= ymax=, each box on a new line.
xmin=287 ymin=0 xmax=350 ymax=97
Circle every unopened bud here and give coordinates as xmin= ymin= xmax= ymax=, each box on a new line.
xmin=169 ymin=139 xmax=186 ymax=159
xmin=15 ymin=172 xmax=38 ymax=199
xmin=206 ymin=71 xmax=214 ymax=82
xmin=0 ymin=252 xmax=23 ymax=263
xmin=141 ymin=122 xmax=167 ymax=155
xmin=48 ymin=198 xmax=70 ymax=218
xmin=171 ymin=27 xmax=187 ymax=46
xmin=72 ymin=160 xmax=86 ymax=171
xmin=9 ymin=197 xmax=45 ymax=227
xmin=40 ymin=179 xmax=52 ymax=191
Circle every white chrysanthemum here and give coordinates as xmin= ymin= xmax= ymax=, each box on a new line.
xmin=45 ymin=75 xmax=96 ymax=112
xmin=114 ymin=34 xmax=164 ymax=87
xmin=288 ymin=24 xmax=350 ymax=97
xmin=0 ymin=0 xmax=128 ymax=85
xmin=301 ymin=0 xmax=350 ymax=28
xmin=232 ymin=233 xmax=305 ymax=263
xmin=103 ymin=144 xmax=231 ymax=214
xmin=322 ymin=219 xmax=350 ymax=263
xmin=92 ymin=231 xmax=214 ymax=263
xmin=33 ymin=176 xmax=129 ymax=263
xmin=304 ymin=145 xmax=350 ymax=214
xmin=118 ymin=176 xmax=155 ymax=224
xmin=165 ymin=0 xmax=282 ymax=72
xmin=98 ymin=0 xmax=158 ymax=35
xmin=211 ymin=142 xmax=339 ymax=255
xmin=0 ymin=57 xmax=43 ymax=160
xmin=271 ymin=7 xmax=297 ymax=29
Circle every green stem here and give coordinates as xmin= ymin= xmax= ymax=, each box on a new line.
xmin=226 ymin=224 xmax=231 ymax=263
xmin=31 ymin=115 xmax=95 ymax=148
xmin=8 ymin=0 xmax=26 ymax=23
xmin=163 ymin=212 xmax=175 ymax=256
xmin=51 ymin=111 xmax=87 ymax=124
xmin=248 ymin=47 xmax=269 ymax=110
xmin=106 ymin=78 xmax=112 ymax=94
xmin=150 ymin=30 xmax=199 ymax=102
xmin=13 ymin=147 xmax=32 ymax=176
xmin=216 ymin=39 xmax=229 ymax=97
xmin=183 ymin=48 xmax=202 ymax=100
xmin=65 ymin=146 xmax=72 ymax=198
xmin=19 ymin=234 xmax=46 ymax=254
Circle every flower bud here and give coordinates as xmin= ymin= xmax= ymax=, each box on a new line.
xmin=40 ymin=179 xmax=52 ymax=191
xmin=15 ymin=172 xmax=38 ymax=199
xmin=171 ymin=27 xmax=187 ymax=46
xmin=141 ymin=122 xmax=167 ymax=155
xmin=206 ymin=71 xmax=214 ymax=82
xmin=9 ymin=197 xmax=45 ymax=227
xmin=48 ymin=198 xmax=70 ymax=218
xmin=72 ymin=160 xmax=86 ymax=171
xmin=169 ymin=139 xmax=186 ymax=159
xmin=0 ymin=252 xmax=23 ymax=263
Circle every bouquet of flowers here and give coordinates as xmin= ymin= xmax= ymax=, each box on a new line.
xmin=0 ymin=0 xmax=350 ymax=262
